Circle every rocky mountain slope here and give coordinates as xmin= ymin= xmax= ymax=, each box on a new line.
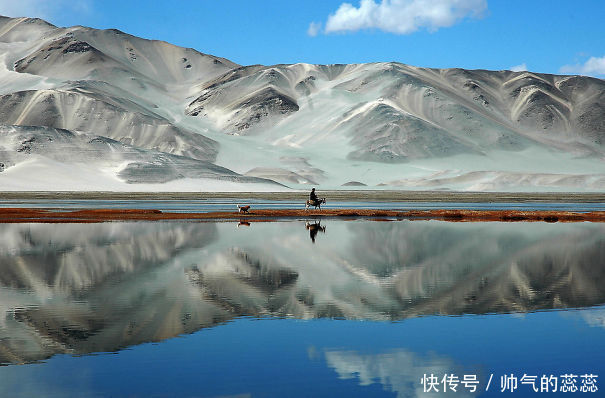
xmin=0 ymin=16 xmax=604 ymax=191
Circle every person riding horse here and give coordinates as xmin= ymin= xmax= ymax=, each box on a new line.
xmin=306 ymin=188 xmax=326 ymax=210
xmin=309 ymin=188 xmax=318 ymax=203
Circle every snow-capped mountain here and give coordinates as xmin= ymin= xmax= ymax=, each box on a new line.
xmin=0 ymin=16 xmax=604 ymax=191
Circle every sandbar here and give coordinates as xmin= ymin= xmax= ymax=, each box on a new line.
xmin=0 ymin=207 xmax=604 ymax=223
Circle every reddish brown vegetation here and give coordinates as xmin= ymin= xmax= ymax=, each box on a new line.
xmin=0 ymin=208 xmax=604 ymax=223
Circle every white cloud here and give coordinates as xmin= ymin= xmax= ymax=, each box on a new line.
xmin=582 ymin=309 xmax=605 ymax=329
xmin=307 ymin=21 xmax=322 ymax=37
xmin=510 ymin=63 xmax=527 ymax=72
xmin=323 ymin=0 xmax=487 ymax=35
xmin=0 ymin=0 xmax=50 ymax=18
xmin=0 ymin=0 xmax=91 ymax=20
xmin=325 ymin=349 xmax=477 ymax=397
xmin=560 ymin=55 xmax=605 ymax=78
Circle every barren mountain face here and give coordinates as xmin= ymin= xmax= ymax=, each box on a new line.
xmin=0 ymin=16 xmax=604 ymax=191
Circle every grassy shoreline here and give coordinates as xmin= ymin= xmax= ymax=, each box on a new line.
xmin=1 ymin=208 xmax=604 ymax=223
xmin=1 ymin=191 xmax=604 ymax=202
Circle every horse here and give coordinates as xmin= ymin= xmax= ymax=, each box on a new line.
xmin=305 ymin=197 xmax=326 ymax=210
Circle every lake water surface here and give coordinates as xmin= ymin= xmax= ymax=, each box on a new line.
xmin=2 ymin=198 xmax=605 ymax=212
xmin=1 ymin=217 xmax=604 ymax=397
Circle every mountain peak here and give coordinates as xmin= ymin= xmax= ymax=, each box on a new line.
xmin=0 ymin=15 xmax=603 ymax=191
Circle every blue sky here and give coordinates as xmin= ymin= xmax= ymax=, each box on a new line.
xmin=1 ymin=0 xmax=604 ymax=77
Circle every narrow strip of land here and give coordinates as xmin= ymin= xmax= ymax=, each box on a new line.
xmin=1 ymin=208 xmax=604 ymax=223
xmin=1 ymin=191 xmax=605 ymax=202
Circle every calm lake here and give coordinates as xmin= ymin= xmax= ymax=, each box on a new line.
xmin=1 ymin=217 xmax=604 ymax=397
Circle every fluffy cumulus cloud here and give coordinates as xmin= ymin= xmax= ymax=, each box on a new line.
xmin=560 ymin=55 xmax=605 ymax=78
xmin=323 ymin=0 xmax=487 ymax=35
xmin=510 ymin=63 xmax=527 ymax=72
xmin=0 ymin=0 xmax=90 ymax=20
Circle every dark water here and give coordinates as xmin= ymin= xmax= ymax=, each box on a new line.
xmin=1 ymin=219 xmax=604 ymax=397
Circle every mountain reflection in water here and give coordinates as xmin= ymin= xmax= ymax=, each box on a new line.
xmin=1 ymin=220 xmax=604 ymax=366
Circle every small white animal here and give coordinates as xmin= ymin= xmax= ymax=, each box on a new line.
xmin=237 ymin=204 xmax=251 ymax=213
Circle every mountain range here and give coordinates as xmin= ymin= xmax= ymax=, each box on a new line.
xmin=0 ymin=16 xmax=604 ymax=191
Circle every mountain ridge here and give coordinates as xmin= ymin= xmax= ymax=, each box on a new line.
xmin=0 ymin=15 xmax=604 ymax=191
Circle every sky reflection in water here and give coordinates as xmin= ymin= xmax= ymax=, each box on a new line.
xmin=1 ymin=220 xmax=604 ymax=397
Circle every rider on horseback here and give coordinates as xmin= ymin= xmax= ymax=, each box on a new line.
xmin=306 ymin=188 xmax=325 ymax=210
xmin=309 ymin=188 xmax=318 ymax=204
